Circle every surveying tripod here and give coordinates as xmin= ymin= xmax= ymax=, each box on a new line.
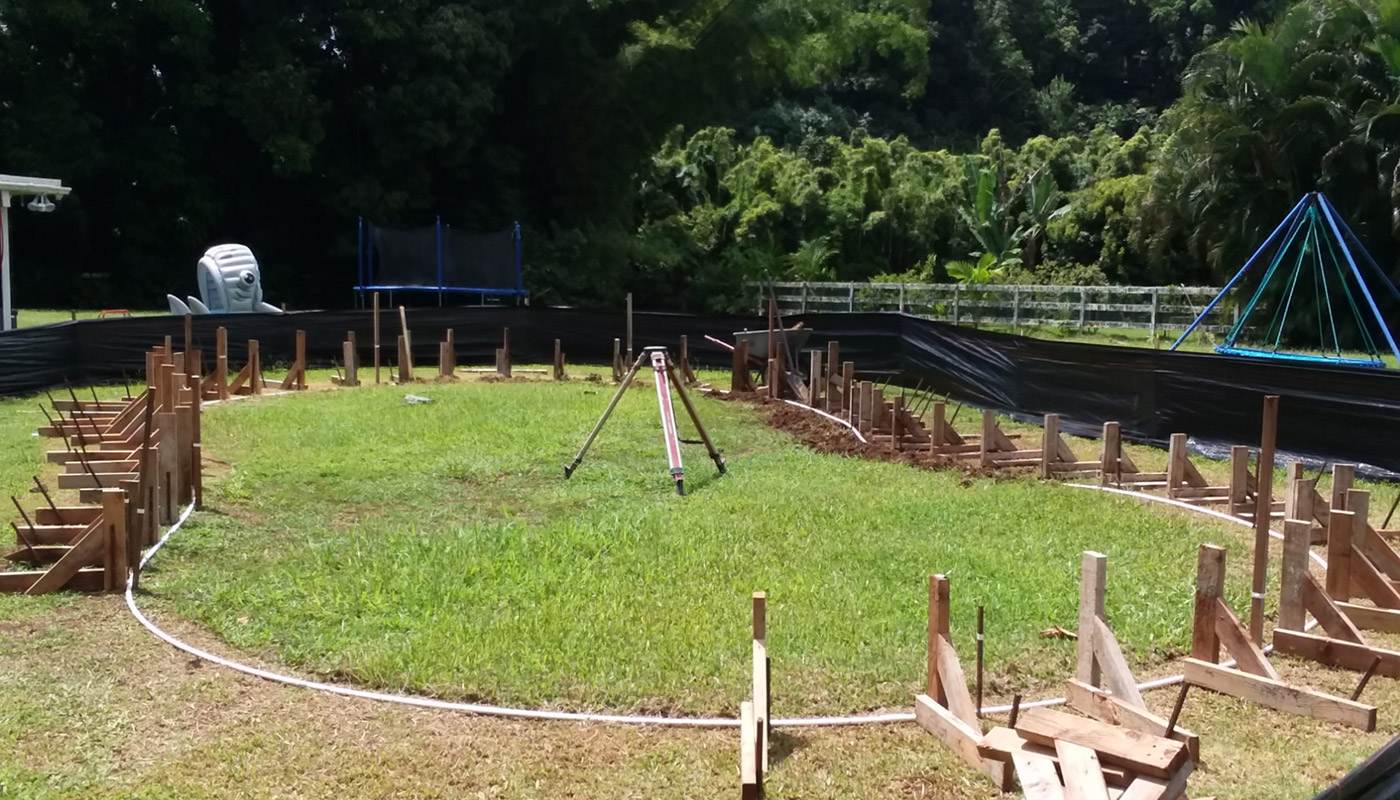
xmin=564 ymin=346 xmax=726 ymax=495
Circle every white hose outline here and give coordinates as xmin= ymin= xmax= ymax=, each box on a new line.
xmin=124 ymin=396 xmax=1320 ymax=728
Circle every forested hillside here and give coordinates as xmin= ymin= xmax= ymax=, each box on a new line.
xmin=5 ymin=0 xmax=1399 ymax=312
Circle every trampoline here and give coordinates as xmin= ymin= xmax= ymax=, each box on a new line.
xmin=355 ymin=217 xmax=527 ymax=306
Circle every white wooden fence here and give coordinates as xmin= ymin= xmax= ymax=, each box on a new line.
xmin=750 ymin=282 xmax=1233 ymax=339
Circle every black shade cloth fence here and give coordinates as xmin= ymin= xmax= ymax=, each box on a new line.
xmin=3 ymin=310 xmax=1399 ymax=475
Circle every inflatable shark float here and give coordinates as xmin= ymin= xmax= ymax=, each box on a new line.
xmin=167 ymin=244 xmax=283 ymax=315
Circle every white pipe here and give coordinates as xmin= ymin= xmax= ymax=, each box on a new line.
xmin=124 ymin=400 xmax=1318 ymax=728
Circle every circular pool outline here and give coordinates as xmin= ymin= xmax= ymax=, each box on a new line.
xmin=125 ymin=392 xmax=1322 ymax=728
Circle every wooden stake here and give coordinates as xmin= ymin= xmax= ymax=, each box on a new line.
xmin=1041 ymin=414 xmax=1060 ymax=479
xmin=928 ymin=574 xmax=949 ymax=704
xmin=102 ymin=489 xmax=127 ymax=592
xmin=975 ymin=605 xmax=984 ymax=717
xmin=1101 ymin=422 xmax=1121 ymax=487
xmin=1280 ymin=519 xmax=1310 ymax=631
xmin=613 ymin=338 xmax=623 ymax=383
xmin=343 ymin=340 xmax=358 ymax=387
xmin=503 ymin=328 xmax=512 ymax=378
xmin=1229 ymin=445 xmax=1251 ymax=516
xmin=249 ymin=340 xmax=262 ymax=395
xmin=731 ymin=340 xmax=749 ymax=392
xmin=397 ymin=336 xmax=411 ymax=383
xmin=1078 ymin=552 xmax=1106 ymax=687
xmin=1192 ymin=544 xmax=1225 ymax=663
xmin=841 ymin=362 xmax=853 ymax=413
xmin=398 ymin=305 xmax=413 ymax=374
xmin=554 ymin=339 xmax=565 ymax=380
xmin=808 ymin=350 xmax=821 ymax=408
xmin=1251 ymin=395 xmax=1279 ymax=645
xmin=215 ymin=327 xmax=229 ymax=401
xmin=825 ymin=342 xmax=840 ymax=413
xmin=373 ymin=292 xmax=381 ymax=384
xmin=446 ymin=328 xmax=455 ymax=374
xmin=1332 ymin=464 xmax=1356 ymax=513
xmin=1328 ymin=509 xmax=1354 ymax=601
xmin=891 ymin=395 xmax=903 ymax=452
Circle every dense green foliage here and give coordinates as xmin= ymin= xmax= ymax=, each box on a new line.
xmin=8 ymin=0 xmax=1400 ymax=313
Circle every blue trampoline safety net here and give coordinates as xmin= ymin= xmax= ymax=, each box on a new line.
xmin=356 ymin=219 xmax=525 ymax=297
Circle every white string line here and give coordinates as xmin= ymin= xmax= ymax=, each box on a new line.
xmin=123 ymin=396 xmax=1318 ymax=728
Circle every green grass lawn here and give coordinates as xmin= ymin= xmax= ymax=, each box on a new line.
xmin=15 ymin=308 xmax=164 ymax=328
xmin=104 ymin=375 xmax=1253 ymax=718
xmin=4 ymin=372 xmax=1400 ymax=799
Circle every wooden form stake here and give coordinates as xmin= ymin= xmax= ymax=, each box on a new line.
xmin=398 ymin=306 xmax=413 ymax=375
xmin=808 ymin=350 xmax=821 ymax=408
xmin=1185 ymin=543 xmax=1375 ymax=730
xmin=1251 ymin=395 xmax=1279 ymax=645
xmin=373 ymin=292 xmax=382 ymax=384
xmin=497 ymin=327 xmax=512 ymax=378
xmin=915 ymin=573 xmax=1010 ymax=789
xmin=613 ymin=339 xmax=624 ymax=383
xmin=731 ymin=340 xmax=751 ymax=392
xmin=554 ymin=339 xmax=566 ymax=380
xmin=215 ymin=327 xmax=229 ymax=401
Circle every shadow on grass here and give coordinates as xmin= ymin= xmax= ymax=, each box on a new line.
xmin=770 ymin=730 xmax=811 ymax=769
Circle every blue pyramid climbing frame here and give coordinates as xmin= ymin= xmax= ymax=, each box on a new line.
xmin=1172 ymin=192 xmax=1400 ymax=368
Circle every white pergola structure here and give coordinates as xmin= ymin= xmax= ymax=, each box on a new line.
xmin=1 ymin=174 xmax=72 ymax=331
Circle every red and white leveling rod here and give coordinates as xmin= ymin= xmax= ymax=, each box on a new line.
xmin=564 ymin=346 xmax=725 ymax=495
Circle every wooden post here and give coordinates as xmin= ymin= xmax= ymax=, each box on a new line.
xmin=841 ymin=362 xmax=854 ymax=413
xmin=295 ymin=329 xmax=306 ymax=390
xmin=373 ymin=291 xmax=381 ymax=384
xmin=215 ymin=326 xmax=229 ymax=401
xmin=808 ymin=350 xmax=821 ymax=408
xmin=1229 ymin=445 xmax=1251 ymax=516
xmin=440 ymin=330 xmax=455 ymax=377
xmin=554 ymin=339 xmax=565 ymax=380
xmin=1100 ymin=422 xmax=1121 ymax=487
xmin=933 ymin=403 xmax=947 ymax=450
xmin=1350 ymin=491 xmax=1372 ymax=572
xmin=980 ymin=410 xmax=994 ymax=468
xmin=825 ymin=342 xmax=840 ymax=414
xmin=249 ymin=340 xmax=262 ymax=395
xmin=1252 ymin=395 xmax=1279 ymax=645
xmin=678 ymin=335 xmax=698 ymax=383
xmin=1167 ymin=433 xmax=1187 ymax=496
xmin=177 ymin=398 xmax=195 ymax=505
xmin=859 ymin=381 xmax=873 ymax=436
xmin=613 ymin=338 xmax=623 ymax=382
xmin=731 ymin=340 xmax=749 ymax=392
xmin=398 ymin=306 xmax=413 ymax=374
xmin=446 ymin=328 xmax=455 ymax=374
xmin=1327 ymin=509 xmax=1355 ymax=601
xmin=102 ymin=489 xmax=127 ymax=593
xmin=397 ymin=336 xmax=411 ymax=383
xmin=1279 ymin=519 xmax=1311 ymax=631
xmin=1193 ymin=544 xmax=1226 ymax=663
xmin=1078 ymin=551 xmax=1106 ymax=686
xmin=891 ymin=395 xmax=903 ymax=452
xmin=1284 ymin=462 xmax=1305 ymax=523
xmin=121 ymin=478 xmax=141 ymax=589
xmin=928 ymin=574 xmax=949 ymax=704
xmin=1332 ymin=465 xmax=1356 ymax=512
xmin=1041 ymin=414 xmax=1060 ymax=479
xmin=499 ymin=327 xmax=512 ymax=378
xmin=343 ymin=340 xmax=359 ymax=387
xmin=752 ymin=591 xmax=769 ymax=775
